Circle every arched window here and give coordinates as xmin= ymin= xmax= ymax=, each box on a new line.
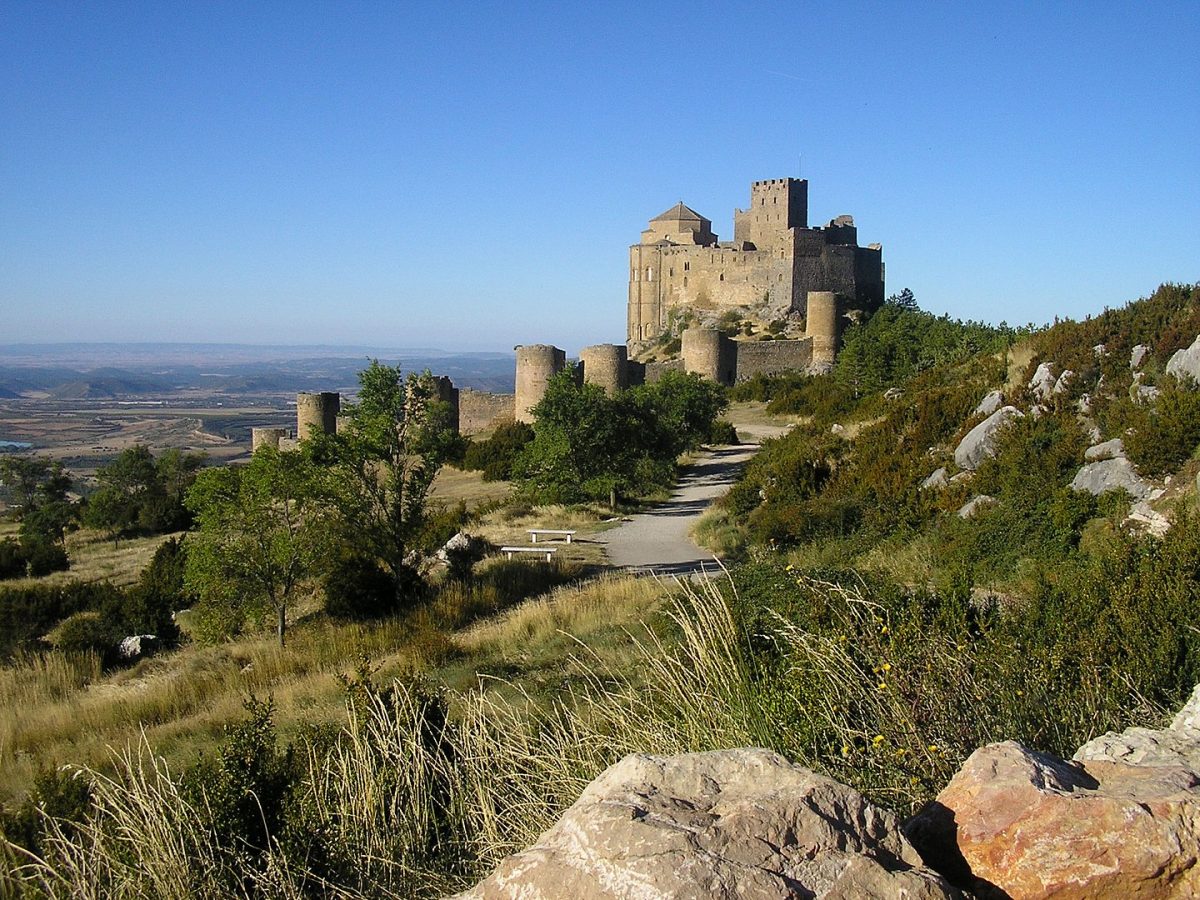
xmin=646 ymin=267 xmax=653 ymax=282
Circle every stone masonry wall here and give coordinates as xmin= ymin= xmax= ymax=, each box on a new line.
xmin=459 ymin=389 xmax=514 ymax=435
xmin=734 ymin=338 xmax=814 ymax=381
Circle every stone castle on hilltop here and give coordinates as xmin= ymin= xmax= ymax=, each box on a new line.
xmin=628 ymin=177 xmax=884 ymax=344
xmin=253 ymin=175 xmax=884 ymax=448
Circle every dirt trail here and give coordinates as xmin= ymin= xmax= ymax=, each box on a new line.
xmin=603 ymin=424 xmax=788 ymax=576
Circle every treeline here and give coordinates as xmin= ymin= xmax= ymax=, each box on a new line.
xmin=0 ymin=447 xmax=203 ymax=582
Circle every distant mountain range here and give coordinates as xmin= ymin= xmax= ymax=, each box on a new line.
xmin=0 ymin=344 xmax=517 ymax=397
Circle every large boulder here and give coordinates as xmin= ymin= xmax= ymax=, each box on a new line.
xmin=1070 ymin=456 xmax=1154 ymax=500
xmin=116 ymin=634 xmax=158 ymax=662
xmin=957 ymin=495 xmax=996 ymax=520
xmin=954 ymin=406 xmax=1023 ymax=471
xmin=1131 ymin=343 xmax=1149 ymax=370
xmin=457 ymin=749 xmax=959 ymax=899
xmin=1166 ymin=335 xmax=1200 ymax=384
xmin=921 ymin=467 xmax=949 ymax=491
xmin=907 ymin=740 xmax=1200 ymax=899
xmin=1083 ymin=438 xmax=1125 ymax=461
xmin=1029 ymin=363 xmax=1056 ymax=401
xmin=973 ymin=390 xmax=1004 ymax=418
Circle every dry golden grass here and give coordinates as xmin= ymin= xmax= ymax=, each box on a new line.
xmin=4 ymin=529 xmax=180 ymax=590
xmin=430 ymin=465 xmax=513 ymax=508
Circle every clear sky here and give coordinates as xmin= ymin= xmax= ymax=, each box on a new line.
xmin=2 ymin=1 xmax=1197 ymax=354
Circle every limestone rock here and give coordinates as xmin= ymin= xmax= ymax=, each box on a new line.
xmin=116 ymin=634 xmax=158 ymax=661
xmin=973 ymin=390 xmax=1004 ymax=418
xmin=884 ymin=386 xmax=904 ymax=401
xmin=1131 ymin=343 xmax=1149 ymax=370
xmin=830 ymin=423 xmax=845 ymax=435
xmin=949 ymin=471 xmax=973 ymax=484
xmin=1074 ymin=685 xmax=1200 ymax=769
xmin=954 ymin=406 xmax=1023 ymax=471
xmin=1133 ymin=383 xmax=1161 ymax=404
xmin=1029 ymin=362 xmax=1056 ymax=401
xmin=921 ymin=467 xmax=949 ymax=491
xmin=1052 ymin=369 xmax=1074 ymax=395
xmin=1126 ymin=499 xmax=1171 ymax=536
xmin=956 ymin=495 xmax=995 ymax=519
xmin=457 ymin=749 xmax=959 ymax=900
xmin=906 ymin=740 xmax=1200 ymax=899
xmin=1166 ymin=335 xmax=1200 ymax=385
xmin=1093 ymin=343 xmax=1108 ymax=358
xmin=1083 ymin=438 xmax=1126 ymax=461
xmin=1070 ymin=456 xmax=1154 ymax=500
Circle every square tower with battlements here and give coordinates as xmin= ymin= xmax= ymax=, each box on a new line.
xmin=628 ymin=176 xmax=884 ymax=345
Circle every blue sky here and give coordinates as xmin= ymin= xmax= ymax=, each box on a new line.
xmin=2 ymin=1 xmax=1197 ymax=353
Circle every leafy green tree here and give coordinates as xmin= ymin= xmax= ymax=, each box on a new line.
xmin=0 ymin=456 xmax=76 ymax=545
xmin=84 ymin=445 xmax=203 ymax=544
xmin=184 ymin=447 xmax=326 ymax=645
xmin=315 ymin=363 xmax=457 ymax=607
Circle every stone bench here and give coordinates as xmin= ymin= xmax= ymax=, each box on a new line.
xmin=500 ymin=546 xmax=559 ymax=562
xmin=528 ymin=529 xmax=576 ymax=544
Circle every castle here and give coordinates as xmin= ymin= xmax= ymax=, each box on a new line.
xmin=253 ymin=175 xmax=883 ymax=447
xmin=628 ymin=177 xmax=884 ymax=345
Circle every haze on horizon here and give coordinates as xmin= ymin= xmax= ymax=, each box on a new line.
xmin=2 ymin=2 xmax=1197 ymax=354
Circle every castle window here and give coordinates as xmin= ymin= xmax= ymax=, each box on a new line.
xmin=669 ymin=268 xmax=673 ymax=277
xmin=719 ymin=273 xmax=725 ymax=282
xmin=683 ymin=276 xmax=688 ymax=287
xmin=646 ymin=267 xmax=653 ymax=281
xmin=684 ymin=261 xmax=689 ymax=271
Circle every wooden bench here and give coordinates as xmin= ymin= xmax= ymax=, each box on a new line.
xmin=528 ymin=529 xmax=576 ymax=544
xmin=500 ymin=546 xmax=558 ymax=562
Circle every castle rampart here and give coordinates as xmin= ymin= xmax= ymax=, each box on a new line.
xmin=515 ymin=344 xmax=566 ymax=424
xmin=579 ymin=343 xmax=629 ymax=396
xmin=251 ymin=427 xmax=288 ymax=453
xmin=296 ymin=391 xmax=340 ymax=441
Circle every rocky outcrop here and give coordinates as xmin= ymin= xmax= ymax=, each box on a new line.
xmin=1029 ymin=363 xmax=1056 ymax=401
xmin=1131 ymin=343 xmax=1149 ymax=370
xmin=973 ymin=390 xmax=1004 ymax=418
xmin=116 ymin=634 xmax=158 ymax=661
xmin=957 ymin=495 xmax=995 ymax=519
xmin=954 ymin=406 xmax=1023 ymax=471
xmin=1052 ymin=369 xmax=1073 ymax=396
xmin=1166 ymin=335 xmax=1200 ymax=384
xmin=907 ymin=739 xmax=1200 ymax=899
xmin=1070 ymin=456 xmax=1154 ymax=500
xmin=1084 ymin=437 xmax=1125 ymax=461
xmin=457 ymin=749 xmax=959 ymax=899
xmin=921 ymin=467 xmax=949 ymax=491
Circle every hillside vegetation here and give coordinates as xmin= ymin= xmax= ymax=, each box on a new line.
xmin=5 ymin=283 xmax=1200 ymax=897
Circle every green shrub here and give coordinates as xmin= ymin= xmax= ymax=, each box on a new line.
xmin=1123 ymin=379 xmax=1200 ymax=477
xmin=22 ymin=538 xmax=69 ymax=577
xmin=324 ymin=552 xmax=406 ymax=621
xmin=462 ymin=420 xmax=535 ymax=481
xmin=0 ymin=539 xmax=26 ymax=579
xmin=53 ymin=611 xmax=123 ymax=661
xmin=707 ymin=420 xmax=739 ymax=445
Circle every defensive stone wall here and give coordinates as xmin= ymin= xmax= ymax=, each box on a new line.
xmin=806 ymin=291 xmax=840 ymax=372
xmin=296 ymin=391 xmax=340 ymax=441
xmin=515 ymin=344 xmax=566 ymax=424
xmin=251 ymin=427 xmax=288 ymax=453
xmin=459 ymin=389 xmax=515 ymax=435
xmin=643 ymin=358 xmax=685 ymax=384
xmin=734 ymin=338 xmax=814 ymax=381
xmin=579 ymin=343 xmax=628 ymax=396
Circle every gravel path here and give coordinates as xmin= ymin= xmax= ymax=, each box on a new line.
xmin=604 ymin=424 xmax=788 ymax=576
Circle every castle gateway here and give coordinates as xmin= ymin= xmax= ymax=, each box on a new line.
xmin=628 ymin=177 xmax=884 ymax=343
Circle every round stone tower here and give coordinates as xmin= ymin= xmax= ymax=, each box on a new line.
xmin=805 ymin=291 xmax=840 ymax=372
xmin=579 ymin=344 xmax=628 ymax=396
xmin=682 ymin=327 xmax=735 ymax=386
xmin=251 ymin=427 xmax=288 ymax=453
xmin=296 ymin=391 xmax=340 ymax=441
xmin=515 ymin=345 xmax=566 ymax=423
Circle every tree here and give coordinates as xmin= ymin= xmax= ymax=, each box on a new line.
xmin=84 ymin=445 xmax=203 ymax=544
xmin=315 ymin=363 xmax=457 ymax=608
xmin=0 ymin=456 xmax=75 ymax=544
xmin=184 ymin=447 xmax=326 ymax=645
xmin=516 ymin=368 xmax=727 ymax=505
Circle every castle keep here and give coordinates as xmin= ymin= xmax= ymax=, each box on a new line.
xmin=628 ymin=177 xmax=884 ymax=344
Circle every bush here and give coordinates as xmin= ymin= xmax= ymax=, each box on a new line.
xmin=324 ymin=552 xmax=416 ymax=620
xmin=461 ymin=421 xmax=534 ymax=481
xmin=1123 ymin=379 xmax=1200 ymax=477
xmin=53 ymin=611 xmax=123 ymax=661
xmin=706 ymin=420 xmax=739 ymax=445
xmin=0 ymin=538 xmax=26 ymax=579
